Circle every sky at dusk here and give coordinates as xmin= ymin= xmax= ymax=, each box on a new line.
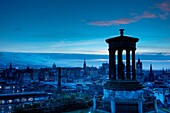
xmin=1 ymin=0 xmax=170 ymax=54
xmin=0 ymin=0 xmax=170 ymax=69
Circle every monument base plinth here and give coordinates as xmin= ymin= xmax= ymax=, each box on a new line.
xmin=103 ymin=79 xmax=144 ymax=91
xmin=102 ymin=79 xmax=144 ymax=113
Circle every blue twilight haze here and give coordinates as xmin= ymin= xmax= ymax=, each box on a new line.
xmin=0 ymin=0 xmax=170 ymax=69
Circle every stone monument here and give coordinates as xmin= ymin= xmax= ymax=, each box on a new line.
xmin=103 ymin=29 xmax=144 ymax=113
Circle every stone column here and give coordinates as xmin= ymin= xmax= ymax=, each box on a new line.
xmin=132 ymin=49 xmax=136 ymax=80
xmin=111 ymin=97 xmax=116 ymax=113
xmin=113 ymin=50 xmax=116 ymax=80
xmin=126 ymin=49 xmax=130 ymax=79
xmin=111 ymin=91 xmax=116 ymax=113
xmin=109 ymin=49 xmax=116 ymax=80
xmin=154 ymin=97 xmax=158 ymax=113
xmin=93 ymin=94 xmax=97 ymax=111
xmin=138 ymin=98 xmax=143 ymax=113
xmin=118 ymin=49 xmax=123 ymax=79
xmin=109 ymin=49 xmax=113 ymax=80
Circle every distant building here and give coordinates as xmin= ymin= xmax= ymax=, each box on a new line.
xmin=9 ymin=62 xmax=12 ymax=70
xmin=52 ymin=63 xmax=56 ymax=69
xmin=76 ymin=84 xmax=83 ymax=92
xmin=0 ymin=81 xmax=22 ymax=94
xmin=99 ymin=62 xmax=109 ymax=75
xmin=149 ymin=64 xmax=154 ymax=82
xmin=136 ymin=58 xmax=144 ymax=83
xmin=0 ymin=92 xmax=49 ymax=113
xmin=32 ymin=70 xmax=39 ymax=82
xmin=20 ymin=72 xmax=32 ymax=86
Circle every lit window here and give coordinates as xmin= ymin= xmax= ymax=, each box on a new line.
xmin=28 ymin=98 xmax=33 ymax=101
xmin=21 ymin=98 xmax=27 ymax=102
xmin=13 ymin=86 xmax=15 ymax=89
xmin=22 ymin=88 xmax=25 ymax=92
xmin=17 ymin=90 xmax=20 ymax=93
xmin=0 ymin=86 xmax=2 ymax=89
xmin=14 ymin=99 xmax=20 ymax=103
xmin=1 ymin=100 xmax=5 ymax=104
xmin=5 ymin=86 xmax=11 ymax=89
xmin=8 ymin=100 xmax=13 ymax=103
xmin=8 ymin=105 xmax=12 ymax=109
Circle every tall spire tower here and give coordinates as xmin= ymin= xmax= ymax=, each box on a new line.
xmin=9 ymin=62 xmax=12 ymax=70
xmin=150 ymin=64 xmax=152 ymax=73
xmin=83 ymin=59 xmax=86 ymax=68
xmin=149 ymin=64 xmax=154 ymax=82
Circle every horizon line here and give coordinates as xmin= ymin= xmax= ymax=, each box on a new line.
xmin=1 ymin=51 xmax=170 ymax=56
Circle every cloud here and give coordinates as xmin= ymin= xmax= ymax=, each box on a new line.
xmin=88 ymin=12 xmax=157 ymax=26
xmin=156 ymin=1 xmax=170 ymax=12
xmin=87 ymin=1 xmax=170 ymax=26
xmin=112 ymin=18 xmax=138 ymax=25
xmin=88 ymin=20 xmax=115 ymax=26
xmin=136 ymin=12 xmax=157 ymax=19
xmin=155 ymin=1 xmax=170 ymax=19
xmin=158 ymin=13 xmax=169 ymax=19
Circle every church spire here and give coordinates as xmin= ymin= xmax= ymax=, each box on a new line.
xmin=149 ymin=64 xmax=154 ymax=82
xmin=83 ymin=59 xmax=86 ymax=68
xmin=9 ymin=62 xmax=12 ymax=70
xmin=150 ymin=64 xmax=152 ymax=74
xmin=52 ymin=63 xmax=56 ymax=68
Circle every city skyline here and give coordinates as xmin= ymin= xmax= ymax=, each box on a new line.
xmin=1 ymin=0 xmax=170 ymax=54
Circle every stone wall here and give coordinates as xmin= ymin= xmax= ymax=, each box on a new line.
xmin=103 ymin=89 xmax=143 ymax=101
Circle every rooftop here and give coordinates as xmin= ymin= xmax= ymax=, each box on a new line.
xmin=106 ymin=29 xmax=139 ymax=43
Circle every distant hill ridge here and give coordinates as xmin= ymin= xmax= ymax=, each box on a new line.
xmin=0 ymin=52 xmax=169 ymax=69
